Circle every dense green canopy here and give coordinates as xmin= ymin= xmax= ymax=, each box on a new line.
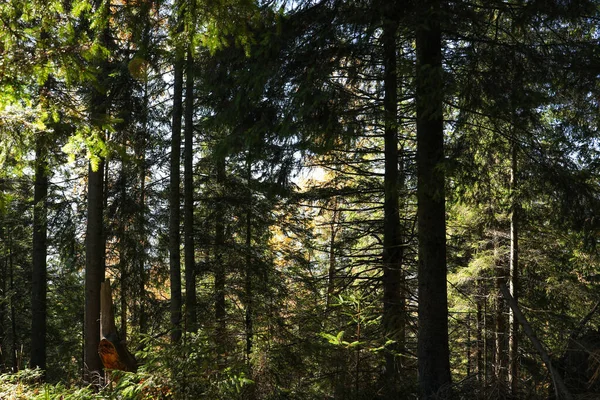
xmin=0 ymin=0 xmax=599 ymax=398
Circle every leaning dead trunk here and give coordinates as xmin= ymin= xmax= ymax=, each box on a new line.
xmin=98 ymin=280 xmax=137 ymax=373
xmin=500 ymin=284 xmax=572 ymax=400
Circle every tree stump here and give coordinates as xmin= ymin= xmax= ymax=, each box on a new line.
xmin=98 ymin=279 xmax=137 ymax=372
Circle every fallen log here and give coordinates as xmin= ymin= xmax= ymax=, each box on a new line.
xmin=98 ymin=279 xmax=137 ymax=372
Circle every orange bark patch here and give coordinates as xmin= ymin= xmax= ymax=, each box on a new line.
xmin=98 ymin=338 xmax=129 ymax=371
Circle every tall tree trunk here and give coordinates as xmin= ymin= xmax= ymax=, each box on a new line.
xmin=244 ymin=152 xmax=257 ymax=400
xmin=169 ymin=36 xmax=184 ymax=344
xmin=416 ymin=0 xmax=452 ymax=397
xmin=244 ymin=152 xmax=253 ymax=362
xmin=467 ymin=313 xmax=472 ymax=376
xmin=484 ymin=292 xmax=489 ymax=386
xmin=326 ymin=202 xmax=338 ymax=310
xmin=85 ymin=84 xmax=107 ymax=383
xmin=326 ymin=193 xmax=344 ymax=400
xmin=0 ymin=223 xmax=5 ymax=372
xmin=137 ymin=157 xmax=147 ymax=335
xmin=135 ymin=0 xmax=152 ymax=338
xmin=507 ymin=42 xmax=521 ymax=393
xmin=31 ymin=28 xmax=51 ymax=373
xmin=215 ymin=155 xmax=227 ymax=361
xmin=84 ymin=4 xmax=110 ymax=381
xmin=119 ymin=166 xmax=128 ymax=342
xmin=494 ymin=231 xmax=508 ymax=388
xmin=382 ymin=6 xmax=405 ymax=397
xmin=120 ymin=269 xmax=127 ymax=342
xmin=31 ymin=133 xmax=48 ymax=372
xmin=8 ymin=234 xmax=17 ymax=372
xmin=244 ymin=208 xmax=253 ymax=361
xmin=85 ymin=158 xmax=105 ymax=381
xmin=476 ymin=283 xmax=484 ymax=384
xmin=184 ymin=46 xmax=197 ymax=334
xmin=508 ymin=142 xmax=519 ymax=395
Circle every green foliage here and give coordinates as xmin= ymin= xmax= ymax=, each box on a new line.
xmin=0 ymin=369 xmax=98 ymax=400
xmin=62 ymin=127 xmax=109 ymax=171
xmin=100 ymin=333 xmax=255 ymax=399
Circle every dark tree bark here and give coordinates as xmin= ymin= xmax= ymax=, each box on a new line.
xmin=137 ymin=151 xmax=148 ymax=336
xmin=119 ymin=166 xmax=128 ymax=342
xmin=84 ymin=3 xmax=110 ymax=382
xmin=169 ymin=37 xmax=184 ymax=344
xmin=134 ymin=0 xmax=152 ymax=338
xmin=326 ymin=201 xmax=338 ymax=310
xmin=31 ymin=28 xmax=52 ymax=373
xmin=0 ymin=224 xmax=5 ymax=372
xmin=416 ymin=0 xmax=452 ymax=397
xmin=494 ymin=232 xmax=508 ymax=388
xmin=215 ymin=155 xmax=227 ymax=361
xmin=244 ymin=152 xmax=257 ymax=400
xmin=184 ymin=46 xmax=197 ymax=333
xmin=85 ymin=158 xmax=105 ymax=381
xmin=508 ymin=142 xmax=519 ymax=395
xmin=244 ymin=208 xmax=253 ymax=360
xmin=466 ymin=313 xmax=472 ymax=376
xmin=31 ymin=134 xmax=48 ymax=372
xmin=382 ymin=5 xmax=405 ymax=397
xmin=476 ymin=283 xmax=484 ymax=384
xmin=9 ymin=235 xmax=17 ymax=372
xmin=244 ymin=153 xmax=253 ymax=361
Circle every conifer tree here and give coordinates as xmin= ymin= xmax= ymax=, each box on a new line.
xmin=416 ymin=0 xmax=451 ymax=396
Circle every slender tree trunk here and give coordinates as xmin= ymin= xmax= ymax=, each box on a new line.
xmin=326 ymin=174 xmax=339 ymax=311
xmin=244 ymin=211 xmax=253 ymax=360
xmin=484 ymin=293 xmax=489 ymax=387
xmin=326 ymin=192 xmax=344 ymax=400
xmin=382 ymin=7 xmax=405 ymax=397
xmin=134 ymin=125 xmax=148 ymax=336
xmin=244 ymin=152 xmax=257 ymax=400
xmin=169 ymin=36 xmax=184 ymax=344
xmin=467 ymin=313 xmax=472 ymax=377
xmin=8 ymin=235 xmax=17 ymax=372
xmin=416 ymin=0 xmax=451 ymax=397
xmin=137 ymin=164 xmax=147 ymax=335
xmin=135 ymin=0 xmax=152 ymax=338
xmin=0 ymin=224 xmax=5 ymax=372
xmin=184 ymin=46 xmax=197 ymax=334
xmin=31 ymin=28 xmax=51 ymax=372
xmin=244 ymin=152 xmax=253 ymax=362
xmin=215 ymin=156 xmax=227 ymax=361
xmin=507 ymin=20 xmax=522 ymax=394
xmin=117 ymin=120 xmax=129 ymax=340
xmin=31 ymin=134 xmax=48 ymax=372
xmin=326 ymin=203 xmax=338 ymax=310
xmin=494 ymin=231 xmax=508 ymax=388
xmin=120 ymin=270 xmax=127 ymax=341
xmin=476 ymin=284 xmax=484 ymax=384
xmin=119 ymin=166 xmax=128 ymax=342
xmin=508 ymin=142 xmax=519 ymax=395
xmin=136 ymin=77 xmax=149 ymax=337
